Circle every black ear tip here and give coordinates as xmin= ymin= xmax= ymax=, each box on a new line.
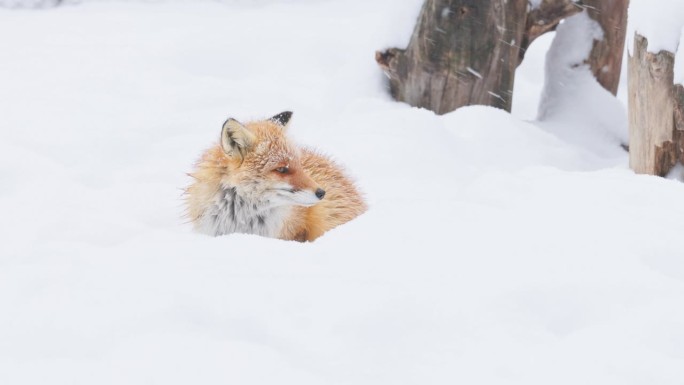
xmin=271 ymin=111 xmax=293 ymax=126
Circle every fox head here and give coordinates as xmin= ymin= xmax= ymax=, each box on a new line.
xmin=218 ymin=111 xmax=325 ymax=207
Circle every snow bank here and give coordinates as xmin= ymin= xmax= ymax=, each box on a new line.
xmin=1 ymin=2 xmax=683 ymax=385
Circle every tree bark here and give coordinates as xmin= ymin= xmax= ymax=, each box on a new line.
xmin=628 ymin=34 xmax=682 ymax=176
xmin=376 ymin=0 xmax=580 ymax=115
xmin=674 ymin=84 xmax=684 ymax=166
xmin=583 ymin=0 xmax=629 ymax=95
xmin=521 ymin=0 xmax=581 ymax=63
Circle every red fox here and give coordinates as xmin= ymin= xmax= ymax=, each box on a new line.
xmin=185 ymin=111 xmax=367 ymax=242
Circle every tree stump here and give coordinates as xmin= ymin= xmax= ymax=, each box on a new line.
xmin=376 ymin=0 xmax=580 ymax=115
xmin=628 ymin=33 xmax=683 ymax=176
xmin=674 ymin=84 xmax=684 ymax=166
xmin=583 ymin=0 xmax=629 ymax=95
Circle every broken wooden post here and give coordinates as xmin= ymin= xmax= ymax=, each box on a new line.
xmin=628 ymin=33 xmax=683 ymax=176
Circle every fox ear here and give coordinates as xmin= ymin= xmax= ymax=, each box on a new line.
xmin=269 ymin=111 xmax=293 ymax=128
xmin=221 ymin=118 xmax=256 ymax=161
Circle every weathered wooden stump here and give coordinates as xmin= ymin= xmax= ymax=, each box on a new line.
xmin=376 ymin=0 xmax=581 ymax=115
xmin=583 ymin=0 xmax=629 ymax=95
xmin=628 ymin=33 xmax=684 ymax=176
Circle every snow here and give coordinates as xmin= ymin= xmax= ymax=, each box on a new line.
xmin=512 ymin=32 xmax=555 ymax=120
xmin=1 ymin=1 xmax=684 ymax=385
xmin=537 ymin=12 xmax=628 ymax=158
xmin=466 ymin=66 xmax=483 ymax=79
xmin=528 ymin=0 xmax=543 ymax=9
xmin=667 ymin=163 xmax=684 ymax=182
xmin=676 ymin=28 xmax=684 ymax=85
xmin=627 ymin=0 xmax=684 ymax=59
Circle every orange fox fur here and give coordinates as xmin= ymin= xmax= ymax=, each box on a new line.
xmin=185 ymin=111 xmax=366 ymax=242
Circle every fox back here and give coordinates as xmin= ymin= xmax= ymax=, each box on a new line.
xmin=185 ymin=111 xmax=366 ymax=242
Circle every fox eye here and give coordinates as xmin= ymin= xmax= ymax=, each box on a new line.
xmin=275 ymin=166 xmax=289 ymax=174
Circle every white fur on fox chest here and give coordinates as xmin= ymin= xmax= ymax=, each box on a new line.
xmin=198 ymin=186 xmax=291 ymax=238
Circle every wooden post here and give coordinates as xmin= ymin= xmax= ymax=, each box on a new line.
xmin=628 ymin=33 xmax=682 ymax=176
xmin=674 ymin=85 xmax=684 ymax=166
xmin=583 ymin=0 xmax=629 ymax=95
xmin=376 ymin=0 xmax=580 ymax=115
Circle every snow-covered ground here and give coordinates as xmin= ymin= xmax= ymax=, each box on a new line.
xmin=1 ymin=1 xmax=683 ymax=384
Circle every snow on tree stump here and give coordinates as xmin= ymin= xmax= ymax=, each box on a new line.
xmin=628 ymin=33 xmax=683 ymax=176
xmin=376 ymin=0 xmax=580 ymax=115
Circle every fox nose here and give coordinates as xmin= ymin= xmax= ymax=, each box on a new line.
xmin=315 ymin=188 xmax=326 ymax=199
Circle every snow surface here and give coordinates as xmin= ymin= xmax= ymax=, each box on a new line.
xmin=1 ymin=1 xmax=684 ymax=385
